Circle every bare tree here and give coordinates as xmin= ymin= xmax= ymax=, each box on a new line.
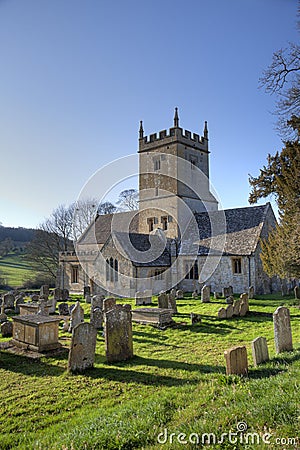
xmin=98 ymin=201 xmax=117 ymax=215
xmin=116 ymin=189 xmax=138 ymax=211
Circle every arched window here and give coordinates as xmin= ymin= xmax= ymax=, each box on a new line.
xmin=106 ymin=258 xmax=119 ymax=282
xmin=185 ymin=261 xmax=199 ymax=279
xmin=114 ymin=259 xmax=118 ymax=282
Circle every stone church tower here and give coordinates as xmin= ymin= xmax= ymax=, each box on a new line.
xmin=138 ymin=108 xmax=218 ymax=238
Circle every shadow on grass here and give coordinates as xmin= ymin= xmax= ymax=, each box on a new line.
xmin=0 ymin=351 xmax=66 ymax=377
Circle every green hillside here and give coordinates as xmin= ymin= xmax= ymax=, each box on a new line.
xmin=0 ymin=252 xmax=37 ymax=288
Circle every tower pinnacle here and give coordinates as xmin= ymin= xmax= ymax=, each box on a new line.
xmin=203 ymin=121 xmax=208 ymax=139
xmin=139 ymin=120 xmax=144 ymax=139
xmin=174 ymin=107 xmax=179 ymax=128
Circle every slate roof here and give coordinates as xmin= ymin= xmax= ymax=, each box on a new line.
xmin=77 ymin=210 xmax=139 ymax=245
xmin=103 ymin=231 xmax=171 ymax=267
xmin=179 ymin=203 xmax=272 ymax=256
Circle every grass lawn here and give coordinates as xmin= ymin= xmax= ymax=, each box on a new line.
xmin=0 ymin=294 xmax=299 ymax=449
xmin=0 ymin=252 xmax=36 ymax=288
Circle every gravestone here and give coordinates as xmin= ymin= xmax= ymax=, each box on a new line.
xmin=40 ymin=285 xmax=49 ymax=297
xmin=192 ymin=291 xmax=198 ymax=299
xmin=226 ymin=296 xmax=234 ymax=304
xmin=69 ymin=301 xmax=84 ymax=332
xmin=191 ymin=313 xmax=201 ymax=324
xmin=248 ymin=286 xmax=254 ymax=299
xmin=104 ymin=304 xmax=133 ymax=362
xmin=85 ymin=294 xmax=91 ymax=304
xmin=53 ymin=288 xmax=62 ymax=301
xmin=201 ymin=285 xmax=210 ymax=303
xmin=224 ymin=346 xmax=248 ymax=375
xmin=58 ymin=303 xmax=70 ymax=315
xmin=48 ymin=297 xmax=57 ymax=314
xmin=273 ymin=306 xmax=293 ymax=353
xmin=167 ymin=293 xmax=178 ymax=313
xmin=15 ymin=296 xmax=24 ymax=314
xmin=226 ymin=304 xmax=234 ymax=318
xmin=239 ymin=301 xmax=248 ymax=317
xmin=103 ymin=297 xmax=116 ymax=313
xmin=31 ymin=294 xmax=39 ymax=302
xmin=233 ymin=299 xmax=241 ymax=316
xmin=222 ymin=286 xmax=233 ymax=298
xmin=251 ymin=337 xmax=269 ymax=366
xmin=214 ymin=292 xmax=221 ymax=299
xmin=3 ymin=293 xmax=15 ymax=309
xmin=143 ymin=289 xmax=152 ymax=304
xmin=90 ymin=295 xmax=104 ymax=329
xmin=68 ymin=322 xmax=97 ymax=373
xmin=294 ymin=286 xmax=300 ymax=300
xmin=37 ymin=299 xmax=48 ymax=315
xmin=61 ymin=289 xmax=69 ymax=301
xmin=217 ymin=307 xmax=227 ymax=319
xmin=158 ymin=293 xmax=168 ymax=309
xmin=240 ymin=293 xmax=249 ymax=312
xmin=176 ymin=289 xmax=184 ymax=299
xmin=1 ymin=321 xmax=13 ymax=337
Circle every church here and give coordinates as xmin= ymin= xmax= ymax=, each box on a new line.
xmin=58 ymin=109 xmax=280 ymax=297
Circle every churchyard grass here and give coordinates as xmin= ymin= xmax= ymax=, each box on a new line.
xmin=0 ymin=294 xmax=299 ymax=449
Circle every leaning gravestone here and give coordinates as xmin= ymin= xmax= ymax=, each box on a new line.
xmin=233 ymin=299 xmax=241 ymax=316
xmin=240 ymin=293 xmax=249 ymax=312
xmin=69 ymin=301 xmax=84 ymax=332
xmin=201 ymin=285 xmax=210 ymax=303
xmin=1 ymin=321 xmax=13 ymax=337
xmin=224 ymin=345 xmax=248 ymax=375
xmin=15 ymin=296 xmax=24 ymax=314
xmin=226 ymin=296 xmax=234 ymax=304
xmin=158 ymin=293 xmax=168 ymax=309
xmin=58 ymin=303 xmax=70 ymax=315
xmin=217 ymin=307 xmax=227 ymax=319
xmin=251 ymin=337 xmax=269 ymax=366
xmin=273 ymin=306 xmax=293 ymax=353
xmin=239 ymin=301 xmax=248 ymax=317
xmin=3 ymin=293 xmax=15 ymax=309
xmin=68 ymin=322 xmax=97 ymax=373
xmin=294 ymin=286 xmax=300 ymax=300
xmin=104 ymin=304 xmax=133 ymax=362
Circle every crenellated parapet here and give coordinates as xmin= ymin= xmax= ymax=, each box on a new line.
xmin=138 ymin=108 xmax=209 ymax=153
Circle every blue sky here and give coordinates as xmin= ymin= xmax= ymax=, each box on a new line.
xmin=0 ymin=0 xmax=298 ymax=228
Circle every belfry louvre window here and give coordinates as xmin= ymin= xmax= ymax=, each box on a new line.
xmin=71 ymin=266 xmax=79 ymax=283
xmin=232 ymin=258 xmax=242 ymax=274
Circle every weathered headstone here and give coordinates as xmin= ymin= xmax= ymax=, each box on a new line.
xmin=167 ymin=293 xmax=178 ymax=313
xmin=104 ymin=304 xmax=133 ymax=362
xmin=90 ymin=295 xmax=104 ymax=329
xmin=3 ymin=293 xmax=15 ymax=309
xmin=191 ymin=313 xmax=201 ymax=324
xmin=53 ymin=288 xmax=62 ymax=301
xmin=84 ymin=286 xmax=91 ymax=297
xmin=222 ymin=286 xmax=233 ymax=298
xmin=226 ymin=296 xmax=234 ymax=304
xmin=233 ymin=299 xmax=241 ymax=316
xmin=201 ymin=285 xmax=210 ymax=303
xmin=239 ymin=301 xmax=248 ymax=317
xmin=158 ymin=293 xmax=168 ymax=309
xmin=85 ymin=294 xmax=91 ymax=304
xmin=47 ymin=297 xmax=57 ymax=314
xmin=226 ymin=304 xmax=234 ymax=318
xmin=224 ymin=345 xmax=248 ymax=375
xmin=217 ymin=307 xmax=227 ymax=319
xmin=251 ymin=337 xmax=269 ymax=366
xmin=103 ymin=297 xmax=116 ymax=313
xmin=143 ymin=289 xmax=152 ymax=304
xmin=214 ymin=292 xmax=221 ymax=299
xmin=40 ymin=285 xmax=49 ymax=297
xmin=176 ymin=289 xmax=184 ymax=299
xmin=273 ymin=306 xmax=293 ymax=353
xmin=192 ymin=291 xmax=198 ymax=299
xmin=69 ymin=301 xmax=84 ymax=332
xmin=15 ymin=296 xmax=24 ymax=314
xmin=1 ymin=321 xmax=13 ymax=337
xmin=58 ymin=303 xmax=70 ymax=315
xmin=68 ymin=322 xmax=97 ymax=373
xmin=294 ymin=286 xmax=300 ymax=300
xmin=135 ymin=290 xmax=152 ymax=306
xmin=240 ymin=293 xmax=249 ymax=312
xmin=248 ymin=286 xmax=254 ymax=299
xmin=37 ymin=299 xmax=48 ymax=316
xmin=61 ymin=288 xmax=69 ymax=301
